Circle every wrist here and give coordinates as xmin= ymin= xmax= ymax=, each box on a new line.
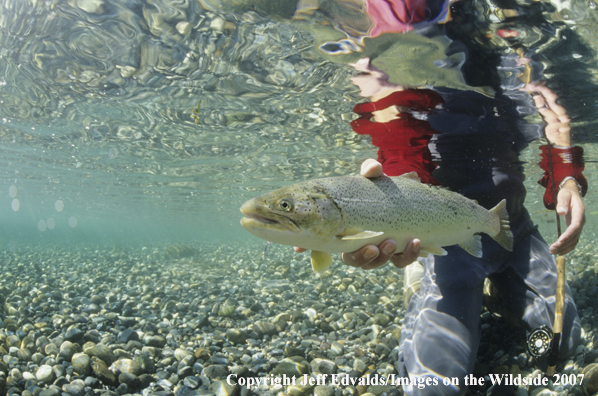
xmin=538 ymin=145 xmax=587 ymax=209
xmin=559 ymin=177 xmax=583 ymax=195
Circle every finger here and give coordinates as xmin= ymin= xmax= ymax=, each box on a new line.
xmin=342 ymin=245 xmax=380 ymax=268
xmin=341 ymin=239 xmax=398 ymax=270
xmin=361 ymin=239 xmax=398 ymax=270
xmin=551 ymin=218 xmax=581 ymax=254
xmin=541 ymin=87 xmax=569 ymax=122
xmin=550 ymin=233 xmax=580 ymax=255
xmin=524 ymin=83 xmax=570 ymax=124
xmin=361 ymin=158 xmax=384 ymax=178
xmin=390 ymin=239 xmax=421 ymax=269
xmin=294 ymin=247 xmax=307 ymax=253
xmin=550 ymin=213 xmax=585 ymax=254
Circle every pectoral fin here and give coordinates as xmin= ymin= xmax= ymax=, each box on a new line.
xmin=311 ymin=250 xmax=333 ymax=273
xmin=420 ymin=244 xmax=447 ymax=256
xmin=459 ymin=235 xmax=483 ymax=258
xmin=340 ymin=230 xmax=384 ymax=240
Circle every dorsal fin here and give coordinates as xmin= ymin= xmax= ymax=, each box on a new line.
xmin=398 ymin=172 xmax=420 ymax=182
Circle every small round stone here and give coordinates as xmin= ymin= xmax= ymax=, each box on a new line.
xmin=72 ymin=352 xmax=91 ymax=375
xmin=112 ymin=358 xmax=144 ymax=376
xmin=36 ymin=365 xmax=55 ymax=383
xmin=45 ymin=343 xmax=59 ymax=355
xmin=62 ymin=380 xmax=85 ymax=396
xmin=203 ymin=365 xmax=229 ymax=380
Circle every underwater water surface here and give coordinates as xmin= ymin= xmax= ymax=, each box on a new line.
xmin=0 ymin=0 xmax=367 ymax=247
xmin=0 ymin=0 xmax=596 ymax=249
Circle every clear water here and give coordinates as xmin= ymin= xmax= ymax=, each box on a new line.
xmin=0 ymin=0 xmax=597 ymax=253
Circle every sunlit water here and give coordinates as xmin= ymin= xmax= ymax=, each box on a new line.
xmin=0 ymin=0 xmax=597 ymax=250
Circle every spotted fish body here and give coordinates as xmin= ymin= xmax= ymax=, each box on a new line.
xmin=240 ymin=173 xmax=513 ymax=272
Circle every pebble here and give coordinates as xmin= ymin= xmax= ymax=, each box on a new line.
xmin=64 ymin=326 xmax=84 ymax=342
xmin=272 ymin=359 xmax=309 ymax=377
xmin=0 ymin=243 xmax=596 ymax=396
xmin=53 ymin=364 xmax=66 ymax=379
xmin=582 ymin=363 xmax=598 ymax=395
xmin=39 ymin=386 xmax=62 ymax=396
xmin=374 ymin=342 xmax=391 ymax=357
xmin=85 ymin=344 xmax=117 ymax=366
xmin=36 ymin=365 xmax=55 ymax=383
xmin=118 ymin=372 xmax=140 ymax=388
xmin=202 ymin=364 xmax=229 ymax=379
xmin=175 ymin=348 xmax=195 ymax=362
xmin=208 ymin=379 xmax=238 ymax=396
xmin=112 ymin=358 xmax=144 ymax=376
xmin=252 ymin=320 xmax=278 ymax=337
xmin=117 ymin=328 xmax=140 ymax=344
xmin=59 ymin=340 xmax=79 ymax=361
xmin=183 ymin=376 xmax=201 ymax=389
xmin=17 ymin=348 xmax=32 ymax=362
xmin=315 ymin=385 xmax=335 ymax=396
xmin=10 ymin=368 xmax=22 ymax=381
xmin=225 ymin=328 xmax=248 ymax=344
xmin=353 ymin=359 xmax=368 ymax=373
xmin=44 ymin=343 xmax=59 ymax=356
xmin=92 ymin=357 xmax=117 ymax=385
xmin=144 ymin=335 xmax=167 ymax=348
xmin=310 ymin=358 xmax=338 ymax=375
xmin=62 ymin=380 xmax=86 ymax=396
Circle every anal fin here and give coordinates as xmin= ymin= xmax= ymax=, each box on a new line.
xmin=459 ymin=235 xmax=483 ymax=258
xmin=489 ymin=199 xmax=513 ymax=252
xmin=311 ymin=250 xmax=333 ymax=273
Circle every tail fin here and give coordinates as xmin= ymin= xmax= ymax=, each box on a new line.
xmin=489 ymin=199 xmax=513 ymax=252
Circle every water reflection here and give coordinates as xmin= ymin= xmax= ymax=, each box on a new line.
xmin=349 ymin=58 xmax=442 ymax=185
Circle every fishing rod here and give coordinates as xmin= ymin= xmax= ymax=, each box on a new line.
xmin=513 ymin=47 xmax=566 ymax=377
xmin=543 ymin=141 xmax=565 ymax=378
xmin=526 ymin=139 xmax=565 ymax=377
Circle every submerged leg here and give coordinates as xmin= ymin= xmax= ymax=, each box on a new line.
xmin=397 ymin=247 xmax=489 ymax=396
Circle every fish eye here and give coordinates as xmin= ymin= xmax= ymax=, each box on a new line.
xmin=277 ymin=198 xmax=293 ymax=212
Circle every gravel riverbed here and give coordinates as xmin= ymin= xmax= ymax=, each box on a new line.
xmin=0 ymin=243 xmax=597 ymax=396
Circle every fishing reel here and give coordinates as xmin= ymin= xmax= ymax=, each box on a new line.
xmin=527 ymin=326 xmax=553 ymax=358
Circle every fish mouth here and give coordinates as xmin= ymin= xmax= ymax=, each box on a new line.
xmin=240 ymin=216 xmax=293 ymax=232
xmin=240 ymin=200 xmax=297 ymax=233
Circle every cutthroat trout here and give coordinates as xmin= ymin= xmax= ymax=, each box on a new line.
xmin=240 ymin=172 xmax=513 ymax=272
